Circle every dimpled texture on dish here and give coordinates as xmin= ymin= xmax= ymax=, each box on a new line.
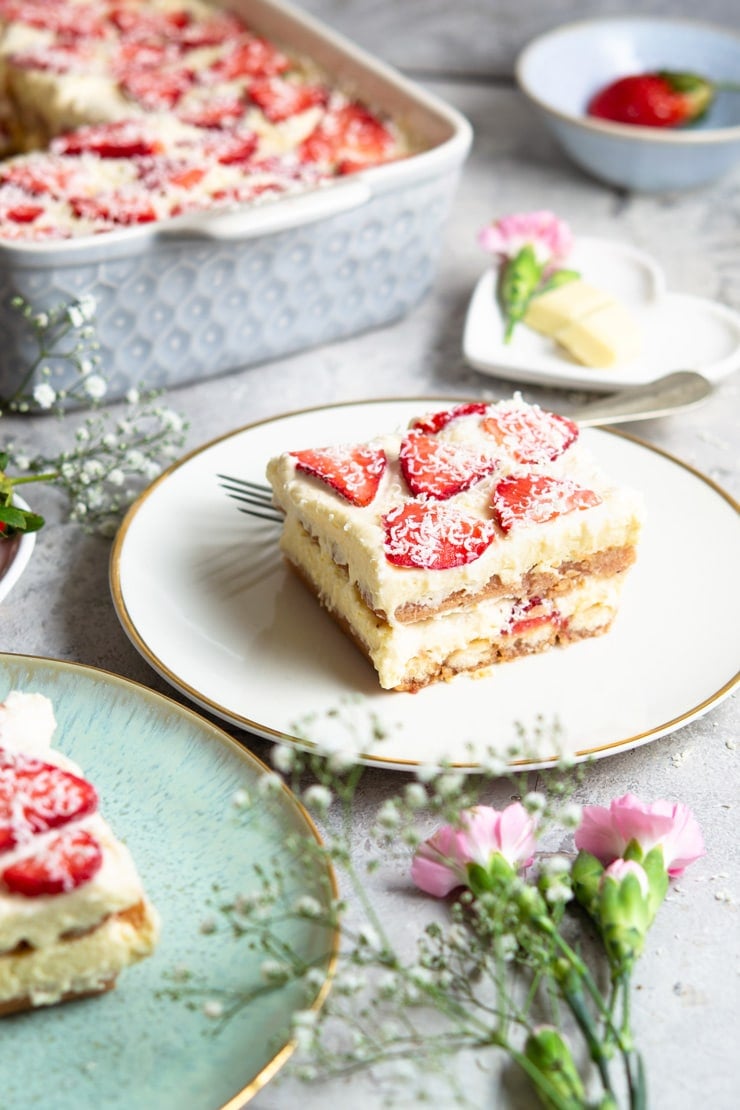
xmin=0 ymin=172 xmax=458 ymax=403
xmin=0 ymin=654 xmax=335 ymax=1109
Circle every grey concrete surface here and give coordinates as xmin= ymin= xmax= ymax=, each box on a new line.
xmin=1 ymin=73 xmax=738 ymax=1109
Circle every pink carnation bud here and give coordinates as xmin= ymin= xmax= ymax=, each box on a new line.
xmin=575 ymin=793 xmax=705 ymax=877
xmin=602 ymin=858 xmax=649 ymax=897
xmin=478 ymin=209 xmax=573 ymax=266
xmin=411 ymin=802 xmax=538 ymax=898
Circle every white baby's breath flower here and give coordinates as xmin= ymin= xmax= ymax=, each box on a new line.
xmin=434 ymin=772 xmax=464 ymax=799
xmin=32 ymin=382 xmax=56 ymax=409
xmin=415 ymin=762 xmax=441 ymax=784
xmin=327 ymin=748 xmax=357 ymax=773
xmin=232 ymin=787 xmax=250 ymax=808
xmin=404 ymin=782 xmax=427 ymax=809
xmin=203 ymin=999 xmax=224 ymax=1019
xmin=160 ymin=408 xmax=184 ymax=432
xmin=303 ymin=967 xmax=326 ymax=991
xmin=34 ymin=312 xmax=49 ymax=328
xmin=560 ymin=803 xmax=583 ymax=829
xmin=271 ymin=744 xmax=295 ymax=774
xmin=13 ymin=455 xmax=30 ymax=470
xmin=108 ymin=468 xmax=125 ymax=487
xmin=261 ymin=959 xmax=290 ymax=984
xmin=292 ymin=1009 xmax=317 ymax=1030
xmin=543 ymin=854 xmax=571 ymax=876
xmin=75 ymin=427 xmax=90 ymax=443
xmin=125 ymin=388 xmax=141 ymax=405
xmin=358 ymin=925 xmax=381 ymax=950
xmin=77 ymin=293 xmax=96 ymax=321
xmin=524 ymin=791 xmax=547 ymax=814
xmin=376 ymin=800 xmax=401 ymax=829
xmin=84 ymin=375 xmax=107 ymax=401
xmin=78 ymin=358 xmax=94 ymax=375
xmin=82 ymin=459 xmax=104 ymax=480
xmin=257 ymin=772 xmax=283 ymax=798
xmin=143 ymin=460 xmax=161 ymax=480
xmin=303 ymin=784 xmax=332 ymax=814
xmin=545 ymin=882 xmax=573 ymax=905
xmin=294 ymin=895 xmax=322 ymax=918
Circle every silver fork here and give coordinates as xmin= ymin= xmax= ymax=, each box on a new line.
xmin=216 ymin=475 xmax=284 ymax=523
xmin=217 ymin=371 xmax=711 ymax=522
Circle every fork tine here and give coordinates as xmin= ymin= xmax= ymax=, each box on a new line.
xmin=217 ymin=475 xmax=283 ymax=523
xmin=220 ymin=483 xmax=273 ymax=505
xmin=217 ymin=474 xmax=272 ymax=495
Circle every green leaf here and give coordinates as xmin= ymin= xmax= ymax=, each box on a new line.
xmin=0 ymin=451 xmax=8 ymax=469
xmin=19 ymin=511 xmax=45 ymax=533
xmin=0 ymin=505 xmax=28 ymax=529
xmin=497 ymin=244 xmax=546 ymax=343
xmin=536 ymin=269 xmax=580 ymax=296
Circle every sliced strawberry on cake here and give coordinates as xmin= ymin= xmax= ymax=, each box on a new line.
xmin=51 ymin=119 xmax=165 ymax=159
xmin=292 ymin=444 xmax=387 ymax=507
xmin=399 ymin=431 xmax=498 ymax=499
xmin=492 ymin=473 xmax=602 ymax=533
xmin=248 ymin=76 xmax=329 ymax=123
xmin=383 ymin=502 xmax=495 ymax=569
xmin=481 ymin=403 xmax=579 ymax=465
xmin=208 ymin=36 xmax=290 ymax=81
xmin=411 ymin=402 xmax=489 ymax=435
xmin=0 ymin=691 xmax=159 ymax=1016
xmin=299 ymin=102 xmax=397 ymax=172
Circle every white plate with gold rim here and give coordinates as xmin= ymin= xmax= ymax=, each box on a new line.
xmin=110 ymin=398 xmax=740 ymax=772
xmin=463 ymin=237 xmax=740 ymax=391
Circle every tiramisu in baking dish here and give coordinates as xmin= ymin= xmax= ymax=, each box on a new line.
xmin=266 ymin=399 xmax=644 ymax=691
xmin=0 ymin=0 xmax=409 ymax=240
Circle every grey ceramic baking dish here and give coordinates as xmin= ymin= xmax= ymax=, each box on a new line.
xmin=0 ymin=0 xmax=472 ymax=406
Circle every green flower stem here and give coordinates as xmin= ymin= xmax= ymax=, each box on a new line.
xmin=561 ymin=982 xmax=614 ymax=1099
xmin=532 ymin=918 xmax=621 ymax=1100
xmin=616 ymin=972 xmax=647 ymax=1110
xmin=5 ymin=471 xmax=59 ymax=485
xmin=7 ymin=318 xmax=76 ymax=403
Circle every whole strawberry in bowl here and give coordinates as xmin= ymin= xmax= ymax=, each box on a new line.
xmin=588 ymin=71 xmax=716 ymax=129
xmin=516 ymin=18 xmax=740 ymax=191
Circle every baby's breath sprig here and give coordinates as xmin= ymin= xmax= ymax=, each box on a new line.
xmin=1 ymin=292 xmax=189 ymax=537
xmin=4 ymin=293 xmax=102 ymax=413
xmin=166 ymin=701 xmax=706 ymax=1109
xmin=14 ymin=398 xmax=189 ymax=536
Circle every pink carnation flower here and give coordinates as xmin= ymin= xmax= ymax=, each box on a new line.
xmin=411 ymin=802 xmax=538 ymax=898
xmin=478 ymin=210 xmax=573 ymax=266
xmin=575 ymin=793 xmax=705 ymax=878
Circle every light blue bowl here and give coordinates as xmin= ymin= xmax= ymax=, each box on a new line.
xmin=516 ymin=17 xmax=740 ymax=191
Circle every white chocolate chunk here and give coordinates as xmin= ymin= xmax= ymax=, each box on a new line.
xmin=524 ymin=280 xmax=611 ymax=335
xmin=555 ymin=303 xmax=641 ymax=368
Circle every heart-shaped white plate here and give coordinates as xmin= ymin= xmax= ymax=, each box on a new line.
xmin=463 ymin=236 xmax=740 ymax=392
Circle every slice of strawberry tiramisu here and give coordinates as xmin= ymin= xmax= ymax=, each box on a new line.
xmin=0 ymin=690 xmax=159 ymax=1015
xmin=266 ymin=398 xmax=644 ymax=691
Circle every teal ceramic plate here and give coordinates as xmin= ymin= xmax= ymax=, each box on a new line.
xmin=0 ymin=653 xmax=336 ymax=1109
